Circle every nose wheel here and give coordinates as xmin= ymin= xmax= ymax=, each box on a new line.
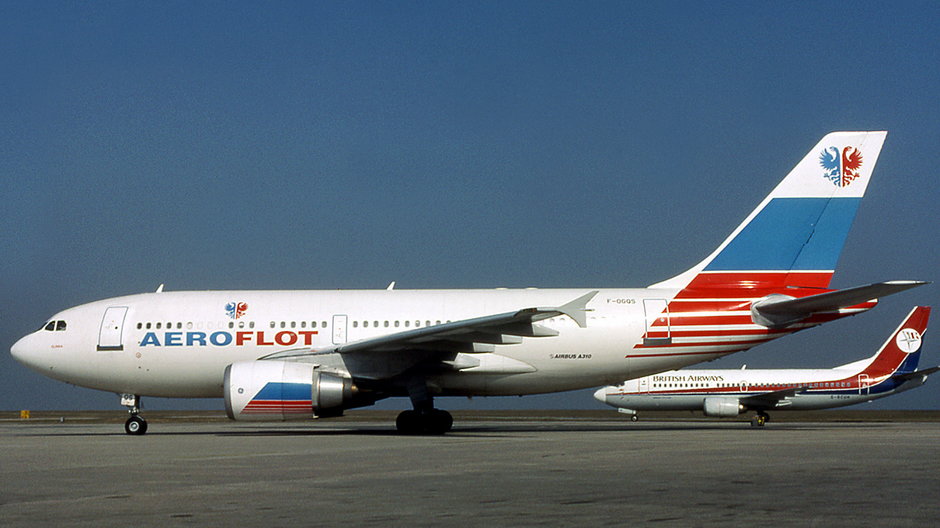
xmin=750 ymin=411 xmax=769 ymax=427
xmin=121 ymin=394 xmax=148 ymax=435
xmin=125 ymin=415 xmax=148 ymax=435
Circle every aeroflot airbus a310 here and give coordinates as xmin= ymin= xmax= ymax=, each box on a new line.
xmin=594 ymin=306 xmax=936 ymax=426
xmin=11 ymin=131 xmax=926 ymax=435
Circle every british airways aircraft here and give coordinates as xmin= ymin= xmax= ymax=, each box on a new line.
xmin=10 ymin=131 xmax=925 ymax=435
xmin=594 ymin=306 xmax=935 ymax=426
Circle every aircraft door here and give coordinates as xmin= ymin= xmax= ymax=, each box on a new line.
xmin=739 ymin=380 xmax=749 ymax=392
xmin=638 ymin=377 xmax=649 ymax=393
xmin=98 ymin=306 xmax=128 ymax=351
xmin=858 ymin=374 xmax=871 ymax=395
xmin=332 ymin=315 xmax=348 ymax=345
xmin=643 ymin=298 xmax=672 ymax=346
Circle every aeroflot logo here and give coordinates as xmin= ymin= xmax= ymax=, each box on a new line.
xmin=819 ymin=146 xmax=863 ymax=187
xmin=226 ymin=302 xmax=248 ymax=319
xmin=139 ymin=330 xmax=318 ymax=347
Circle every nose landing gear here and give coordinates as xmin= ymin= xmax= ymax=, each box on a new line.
xmin=750 ymin=411 xmax=770 ymax=427
xmin=121 ymin=394 xmax=148 ymax=435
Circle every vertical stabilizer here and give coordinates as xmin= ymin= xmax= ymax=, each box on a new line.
xmin=651 ymin=131 xmax=887 ymax=290
xmin=854 ymin=306 xmax=931 ymax=378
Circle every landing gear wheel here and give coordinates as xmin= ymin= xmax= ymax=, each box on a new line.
xmin=395 ymin=409 xmax=453 ymax=435
xmin=396 ymin=409 xmax=420 ymax=434
xmin=427 ymin=409 xmax=453 ymax=434
xmin=750 ymin=413 xmax=767 ymax=427
xmin=630 ymin=414 xmax=639 ymax=422
xmin=125 ymin=415 xmax=148 ymax=435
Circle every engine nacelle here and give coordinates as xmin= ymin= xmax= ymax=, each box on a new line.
xmin=224 ymin=361 xmax=353 ymax=421
xmin=703 ymin=397 xmax=743 ymax=418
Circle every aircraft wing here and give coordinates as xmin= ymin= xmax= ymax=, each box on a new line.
xmin=740 ymin=386 xmax=809 ymax=409
xmin=751 ymin=280 xmax=928 ymax=328
xmin=261 ymin=290 xmax=598 ymax=360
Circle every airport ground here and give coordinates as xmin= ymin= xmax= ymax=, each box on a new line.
xmin=1 ymin=410 xmax=938 ymax=527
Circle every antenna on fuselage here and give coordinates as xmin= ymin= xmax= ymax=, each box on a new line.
xmin=386 ymin=281 xmax=396 ymax=290
xmin=155 ymin=284 xmax=165 ymax=293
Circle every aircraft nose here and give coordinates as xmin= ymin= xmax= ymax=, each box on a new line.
xmin=10 ymin=334 xmax=38 ymax=369
xmin=11 ymin=335 xmax=26 ymax=362
xmin=592 ymin=387 xmax=608 ymax=404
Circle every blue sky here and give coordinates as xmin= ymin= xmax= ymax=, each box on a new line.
xmin=2 ymin=2 xmax=938 ymax=412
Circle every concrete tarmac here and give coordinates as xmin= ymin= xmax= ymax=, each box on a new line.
xmin=1 ymin=417 xmax=938 ymax=527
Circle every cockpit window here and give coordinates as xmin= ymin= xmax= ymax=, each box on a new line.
xmin=41 ymin=320 xmax=67 ymax=331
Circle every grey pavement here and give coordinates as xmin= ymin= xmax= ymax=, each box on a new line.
xmin=1 ymin=419 xmax=938 ymax=527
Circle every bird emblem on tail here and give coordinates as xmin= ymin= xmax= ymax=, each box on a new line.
xmin=820 ymin=146 xmax=863 ymax=187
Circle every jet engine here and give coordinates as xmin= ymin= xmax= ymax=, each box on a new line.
xmin=703 ymin=397 xmax=743 ymax=417
xmin=224 ymin=360 xmax=354 ymax=421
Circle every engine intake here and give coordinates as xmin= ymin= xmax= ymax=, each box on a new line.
xmin=224 ymin=361 xmax=353 ymax=421
xmin=703 ymin=397 xmax=743 ymax=417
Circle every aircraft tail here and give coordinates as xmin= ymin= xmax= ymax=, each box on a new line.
xmin=851 ymin=306 xmax=931 ymax=378
xmin=651 ymin=131 xmax=887 ymax=291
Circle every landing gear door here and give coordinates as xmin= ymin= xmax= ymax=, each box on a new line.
xmin=643 ymin=298 xmax=672 ymax=346
xmin=98 ymin=306 xmax=128 ymax=351
xmin=332 ymin=315 xmax=348 ymax=345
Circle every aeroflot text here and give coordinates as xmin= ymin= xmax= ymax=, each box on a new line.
xmin=139 ymin=331 xmax=318 ymax=347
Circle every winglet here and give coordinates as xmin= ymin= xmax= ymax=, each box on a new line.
xmin=540 ymin=291 xmax=598 ymax=328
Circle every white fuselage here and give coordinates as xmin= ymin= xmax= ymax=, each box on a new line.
xmin=16 ymin=287 xmax=736 ymax=399
xmin=597 ymin=364 xmax=923 ymax=412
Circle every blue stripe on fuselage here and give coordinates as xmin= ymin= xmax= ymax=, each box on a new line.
xmin=705 ymin=197 xmax=861 ymax=272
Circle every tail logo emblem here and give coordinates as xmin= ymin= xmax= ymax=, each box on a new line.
xmin=819 ymin=146 xmax=864 ymax=187
xmin=896 ymin=328 xmax=922 ymax=354
xmin=225 ymin=302 xmax=248 ymax=319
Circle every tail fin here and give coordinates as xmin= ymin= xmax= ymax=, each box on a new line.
xmin=651 ymin=131 xmax=887 ymax=290
xmin=855 ymin=306 xmax=931 ymax=377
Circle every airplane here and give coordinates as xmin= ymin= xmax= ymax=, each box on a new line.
xmin=594 ymin=306 xmax=936 ymax=426
xmin=10 ymin=131 xmax=926 ymax=435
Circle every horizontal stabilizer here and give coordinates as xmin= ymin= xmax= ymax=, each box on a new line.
xmin=892 ymin=366 xmax=940 ymax=383
xmin=751 ymin=280 xmax=928 ymax=328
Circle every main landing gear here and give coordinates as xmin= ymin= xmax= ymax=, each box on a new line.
xmin=750 ymin=411 xmax=770 ymax=428
xmin=396 ymin=408 xmax=453 ymax=435
xmin=121 ymin=393 xmax=148 ymax=435
xmin=395 ymin=377 xmax=453 ymax=435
